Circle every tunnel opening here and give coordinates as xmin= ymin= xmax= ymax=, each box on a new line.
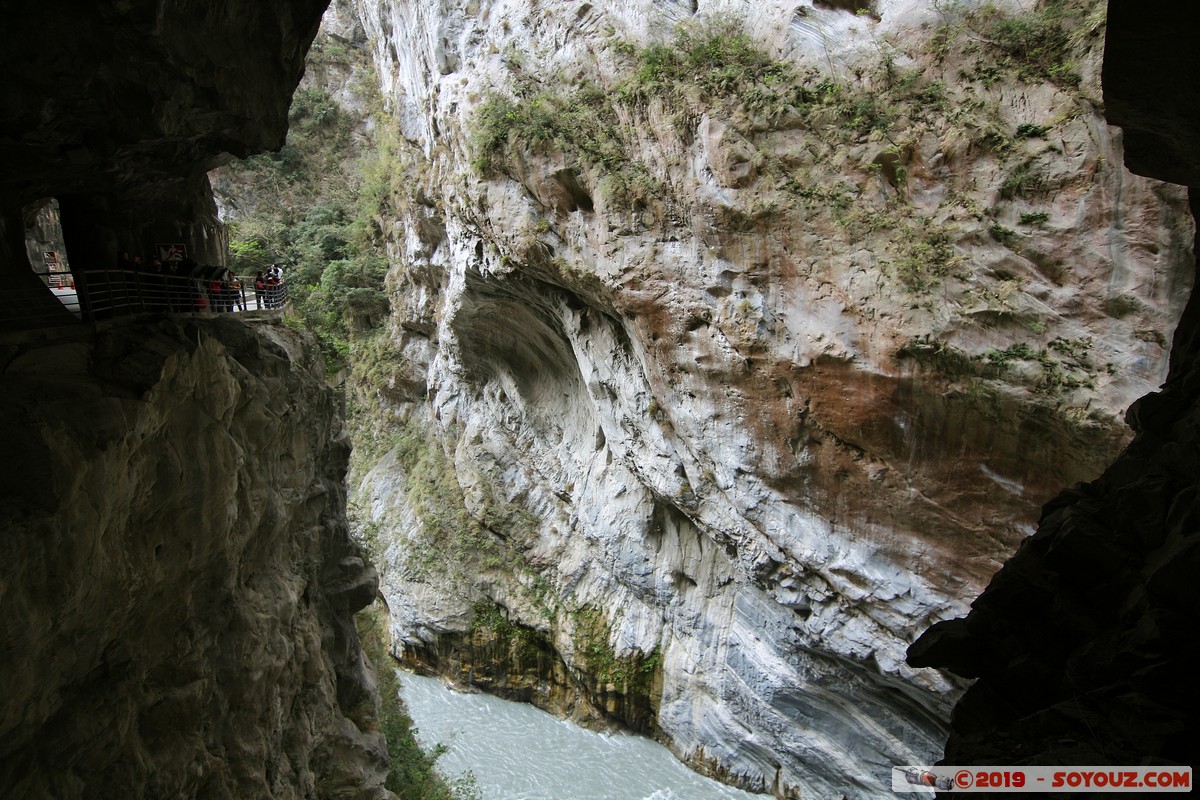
xmin=0 ymin=199 xmax=80 ymax=330
xmin=23 ymin=198 xmax=80 ymax=318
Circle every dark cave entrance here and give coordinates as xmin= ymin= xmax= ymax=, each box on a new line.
xmin=23 ymin=198 xmax=80 ymax=318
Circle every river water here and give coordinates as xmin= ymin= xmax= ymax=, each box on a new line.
xmin=397 ymin=671 xmax=773 ymax=800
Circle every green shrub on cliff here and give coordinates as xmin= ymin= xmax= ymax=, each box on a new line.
xmin=469 ymin=15 xmax=960 ymax=237
xmin=901 ymin=336 xmax=1098 ymax=397
xmin=957 ymin=0 xmax=1104 ymax=88
xmin=470 ymin=600 xmax=551 ymax=659
xmin=356 ymin=608 xmax=481 ymax=800
xmin=220 ymin=46 xmax=391 ymax=374
xmin=891 ymin=216 xmax=965 ymax=292
xmin=624 ymin=17 xmax=790 ymax=107
xmin=290 ymin=86 xmax=354 ymax=140
xmin=472 ymin=84 xmax=660 ymax=206
xmin=470 ymin=16 xmax=799 ymax=205
xmin=571 ymin=605 xmax=661 ymax=695
xmin=465 ymin=0 xmax=1107 ymax=312
xmin=375 ymin=419 xmax=548 ymax=595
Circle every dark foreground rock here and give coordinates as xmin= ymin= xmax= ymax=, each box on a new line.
xmin=0 ymin=317 xmax=390 ymax=799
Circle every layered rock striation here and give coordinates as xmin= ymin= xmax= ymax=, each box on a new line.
xmin=0 ymin=318 xmax=389 ymax=799
xmin=340 ymin=0 xmax=1194 ymax=796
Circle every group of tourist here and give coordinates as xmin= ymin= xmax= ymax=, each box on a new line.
xmin=106 ymin=252 xmax=286 ymax=314
xmin=253 ymin=265 xmax=285 ymax=309
xmin=208 ymin=269 xmax=244 ymax=312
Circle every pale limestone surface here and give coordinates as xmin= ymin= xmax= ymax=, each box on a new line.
xmin=346 ymin=1 xmax=1194 ymax=796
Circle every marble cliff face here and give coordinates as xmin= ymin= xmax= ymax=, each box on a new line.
xmin=335 ymin=0 xmax=1193 ymax=796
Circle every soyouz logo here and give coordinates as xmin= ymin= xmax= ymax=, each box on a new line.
xmin=891 ymin=766 xmax=1192 ymax=793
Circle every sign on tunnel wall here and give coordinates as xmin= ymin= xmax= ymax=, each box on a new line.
xmin=156 ymin=243 xmax=187 ymax=262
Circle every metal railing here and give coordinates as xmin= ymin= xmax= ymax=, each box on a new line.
xmin=1 ymin=268 xmax=289 ymax=330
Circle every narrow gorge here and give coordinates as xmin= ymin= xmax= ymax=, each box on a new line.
xmin=2 ymin=0 xmax=1197 ymax=798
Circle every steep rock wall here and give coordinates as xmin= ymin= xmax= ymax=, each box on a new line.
xmin=0 ymin=318 xmax=390 ymax=799
xmin=345 ymin=0 xmax=1194 ymax=796
xmin=907 ymin=2 xmax=1200 ymax=770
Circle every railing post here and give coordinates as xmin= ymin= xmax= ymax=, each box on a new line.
xmin=74 ymin=268 xmax=95 ymax=323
